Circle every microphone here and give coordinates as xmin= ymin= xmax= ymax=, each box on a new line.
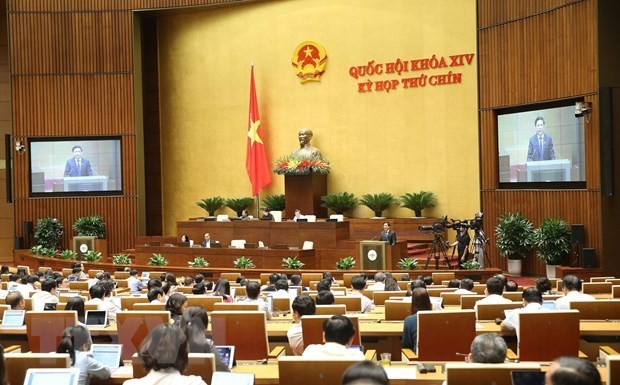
xmin=495 ymin=317 xmax=502 ymax=325
xmin=369 ymin=235 xmax=379 ymax=241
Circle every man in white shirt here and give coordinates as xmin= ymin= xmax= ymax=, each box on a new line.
xmin=349 ymin=276 xmax=373 ymax=313
xmin=31 ymin=279 xmax=59 ymax=311
xmin=86 ymin=283 xmax=119 ymax=321
xmin=292 ymin=209 xmax=306 ymax=222
xmin=474 ymin=277 xmax=512 ymax=312
xmin=367 ymin=272 xmax=386 ymax=291
xmin=554 ymin=275 xmax=596 ymax=310
xmin=302 ymin=315 xmax=365 ymax=359
xmin=127 ymin=269 xmax=144 ymax=294
xmin=271 ymin=279 xmax=291 ymax=298
xmin=287 ymin=295 xmax=316 ymax=355
xmin=453 ymin=278 xmax=476 ymax=294
xmin=500 ymin=287 xmax=544 ymax=335
xmin=238 ymin=281 xmax=272 ymax=320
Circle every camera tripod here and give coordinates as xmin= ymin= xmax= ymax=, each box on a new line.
xmin=468 ymin=228 xmax=492 ymax=268
xmin=425 ymin=231 xmax=452 ymax=269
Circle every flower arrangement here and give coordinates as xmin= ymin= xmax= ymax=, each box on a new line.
xmin=273 ymin=154 xmax=331 ymax=175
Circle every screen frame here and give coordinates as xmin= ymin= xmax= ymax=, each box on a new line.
xmin=496 ymin=98 xmax=587 ymax=190
xmin=28 ymin=135 xmax=124 ymax=197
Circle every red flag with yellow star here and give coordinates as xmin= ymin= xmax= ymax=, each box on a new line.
xmin=246 ymin=66 xmax=271 ymax=195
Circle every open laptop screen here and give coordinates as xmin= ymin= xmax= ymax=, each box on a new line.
xmin=215 ymin=346 xmax=236 ymax=370
xmin=2 ymin=310 xmax=25 ymax=327
xmin=211 ymin=372 xmax=254 ymax=385
xmin=91 ymin=344 xmax=122 ymax=369
xmin=23 ymin=368 xmax=79 ymax=385
xmin=511 ymin=370 xmax=545 ymax=385
xmin=85 ymin=310 xmax=108 ymax=326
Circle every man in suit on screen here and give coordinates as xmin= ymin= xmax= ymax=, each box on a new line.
xmin=64 ymin=145 xmax=93 ymax=176
xmin=526 ymin=116 xmax=555 ymax=161
xmin=379 ymin=222 xmax=397 ymax=245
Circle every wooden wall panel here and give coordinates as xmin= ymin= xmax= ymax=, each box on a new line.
xmin=478 ymin=0 xmax=583 ymax=29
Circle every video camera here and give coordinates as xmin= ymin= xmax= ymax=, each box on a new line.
xmin=418 ymin=215 xmax=448 ymax=232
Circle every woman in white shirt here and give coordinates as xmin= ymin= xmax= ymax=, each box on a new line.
xmin=56 ymin=325 xmax=111 ymax=385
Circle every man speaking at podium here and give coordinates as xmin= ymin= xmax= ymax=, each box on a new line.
xmin=526 ymin=116 xmax=555 ymax=161
xmin=64 ymin=145 xmax=93 ymax=177
xmin=380 ymin=222 xmax=397 ymax=246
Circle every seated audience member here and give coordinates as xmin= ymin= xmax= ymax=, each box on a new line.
xmin=384 ymin=277 xmax=400 ymax=291
xmin=65 ymin=296 xmax=87 ymax=324
xmin=303 ymin=315 xmax=364 ymax=358
xmin=271 ymin=279 xmax=290 ymax=298
xmin=238 ymin=281 xmax=271 ymax=319
xmin=410 ymin=279 xmax=426 ymax=289
xmin=181 ymin=307 xmax=230 ymax=372
xmin=341 ymin=361 xmax=389 ymax=385
xmin=401 ymin=288 xmax=432 ymax=353
xmin=399 ymin=274 xmax=411 ymax=282
xmin=6 ymin=291 xmax=26 ymax=310
xmin=536 ymin=277 xmax=557 ymax=295
xmin=323 ymin=272 xmax=336 ymax=283
xmin=468 ymin=333 xmax=507 ymax=363
xmin=57 ymin=276 xmax=70 ymax=290
xmin=31 ymin=279 xmax=59 ymax=311
xmin=147 ymin=287 xmax=166 ymax=303
xmin=505 ymin=280 xmax=518 ymax=292
xmin=474 ymin=277 xmax=512 ymax=312
xmin=261 ymin=273 xmax=280 ymax=292
xmin=453 ymin=278 xmax=475 ymax=294
xmin=555 ymin=275 xmax=595 ymax=310
xmin=292 ymin=209 xmax=306 ymax=222
xmin=127 ymin=269 xmax=144 ymax=294
xmin=500 ymin=287 xmax=544 ymax=335
xmin=164 ymin=273 xmax=179 ymax=287
xmin=546 ymin=356 xmax=601 ymax=385
xmin=350 ymin=276 xmax=373 ymax=313
xmin=316 ymin=290 xmax=335 ymax=305
xmin=166 ymin=293 xmax=188 ymax=325
xmin=316 ymin=279 xmax=332 ymax=292
xmin=183 ymin=276 xmax=195 ymax=287
xmin=290 ymin=274 xmax=308 ymax=291
xmin=288 ymin=295 xmax=316 ymax=355
xmin=367 ymin=272 xmax=386 ymax=291
xmin=447 ymin=279 xmax=461 ymax=289
xmin=191 ymin=282 xmax=206 ymax=295
xmin=494 ymin=274 xmax=508 ymax=289
xmin=147 ymin=278 xmax=162 ymax=291
xmin=422 ymin=276 xmax=433 ymax=286
xmin=180 ymin=234 xmax=191 ymax=243
xmin=86 ymin=283 xmax=119 ymax=321
xmin=194 ymin=274 xmax=204 ymax=284
xmin=123 ymin=324 xmax=207 ymax=385
xmin=260 ymin=208 xmax=274 ymax=221
xmin=235 ymin=275 xmax=245 ymax=284
xmin=211 ymin=278 xmax=233 ymax=302
xmin=57 ymin=325 xmax=111 ymax=385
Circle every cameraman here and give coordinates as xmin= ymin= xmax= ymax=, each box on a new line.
xmin=451 ymin=223 xmax=470 ymax=268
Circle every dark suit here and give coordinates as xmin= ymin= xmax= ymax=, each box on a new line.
xmin=201 ymin=240 xmax=218 ymax=248
xmin=527 ymin=134 xmax=555 ymax=161
xmin=64 ymin=157 xmax=93 ymax=177
xmin=380 ymin=230 xmax=397 ymax=245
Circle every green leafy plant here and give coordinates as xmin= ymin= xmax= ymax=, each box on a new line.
xmin=261 ymin=194 xmax=286 ymax=211
xmin=397 ymin=258 xmax=419 ymax=270
xmin=495 ymin=212 xmax=535 ymax=260
xmin=273 ymin=154 xmax=331 ymax=175
xmin=336 ymin=256 xmax=356 ymax=270
xmin=233 ymin=256 xmax=255 ymax=269
xmin=196 ymin=196 xmax=225 ymax=216
xmin=533 ymin=217 xmax=571 ymax=265
xmin=34 ymin=217 xmax=64 ymax=250
xmin=59 ymin=249 xmax=77 ymax=260
xmin=148 ymin=253 xmax=169 ymax=266
xmin=400 ymin=191 xmax=437 ymax=217
xmin=461 ymin=259 xmax=482 ymax=270
xmin=73 ymin=215 xmax=106 ymax=238
xmin=83 ymin=250 xmax=102 ymax=262
xmin=321 ymin=192 xmax=358 ymax=215
xmin=188 ymin=256 xmax=209 ymax=268
xmin=225 ymin=197 xmax=254 ymax=217
xmin=30 ymin=245 xmax=56 ymax=257
xmin=359 ymin=193 xmax=398 ymax=217
xmin=282 ymin=256 xmax=305 ymax=270
xmin=112 ymin=254 xmax=132 ymax=265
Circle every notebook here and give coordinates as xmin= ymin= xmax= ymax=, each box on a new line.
xmin=215 ymin=345 xmax=236 ymax=370
xmin=1 ymin=309 xmax=25 ymax=327
xmin=91 ymin=344 xmax=122 ymax=370
xmin=22 ymin=368 xmax=80 ymax=385
xmin=511 ymin=370 xmax=546 ymax=385
xmin=85 ymin=310 xmax=108 ymax=328
xmin=211 ymin=372 xmax=254 ymax=385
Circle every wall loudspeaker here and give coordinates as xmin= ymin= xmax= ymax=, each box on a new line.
xmin=571 ymin=224 xmax=584 ymax=244
xmin=23 ymin=221 xmax=34 ymax=235
xmin=582 ymin=248 xmax=596 ymax=268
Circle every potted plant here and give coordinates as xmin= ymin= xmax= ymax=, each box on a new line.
xmin=83 ymin=250 xmax=102 ymax=262
xmin=196 ymin=196 xmax=225 ymax=217
xmin=321 ymin=192 xmax=358 ymax=215
xmin=262 ymin=194 xmax=286 ymax=212
xmin=73 ymin=215 xmax=106 ymax=238
xmin=30 ymin=245 xmax=56 ymax=257
xmin=282 ymin=256 xmax=305 ymax=270
xmin=533 ymin=217 xmax=571 ymax=278
xmin=34 ymin=217 xmax=64 ymax=250
xmin=494 ymin=212 xmax=534 ymax=277
xmin=59 ymin=249 xmax=77 ymax=260
xmin=397 ymin=258 xmax=419 ymax=270
xmin=233 ymin=256 xmax=255 ymax=269
xmin=400 ymin=191 xmax=437 ymax=218
xmin=461 ymin=259 xmax=482 ymax=270
xmin=188 ymin=257 xmax=209 ymax=268
xmin=359 ymin=193 xmax=398 ymax=218
xmin=336 ymin=256 xmax=356 ymax=270
xmin=148 ymin=253 xmax=169 ymax=266
xmin=225 ymin=197 xmax=254 ymax=217
xmin=112 ymin=254 xmax=132 ymax=265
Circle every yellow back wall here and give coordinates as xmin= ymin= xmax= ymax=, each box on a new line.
xmin=157 ymin=0 xmax=479 ymax=235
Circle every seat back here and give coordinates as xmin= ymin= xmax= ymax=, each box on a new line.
xmin=88 ymin=269 xmax=104 ymax=277
xmin=278 ymin=356 xmax=361 ymax=385
xmin=385 ymin=300 xmax=412 ymax=321
xmin=176 ymin=286 xmax=194 ymax=294
xmin=333 ymin=296 xmax=362 ymax=312
xmin=441 ymin=292 xmax=470 ymax=306
xmin=271 ymin=211 xmax=283 ymax=222
xmin=417 ymin=310 xmax=476 ymax=361
xmin=272 ymin=297 xmax=292 ymax=314
xmin=460 ymin=295 xmax=485 ymax=309
xmin=501 ymin=292 xmax=523 ymax=301
xmin=445 ymin=363 xmax=541 ymax=385
xmin=221 ymin=272 xmax=240 ymax=282
xmin=302 ymin=273 xmax=323 ymax=287
xmin=133 ymin=353 xmax=215 ymax=382
xmin=432 ymin=272 xmax=455 ymax=284
xmin=133 ymin=302 xmax=166 ymax=311
xmin=62 ymin=268 xmax=73 ymax=277
xmin=608 ymin=355 xmax=620 ymax=385
xmin=476 ymin=302 xmax=523 ymax=321
xmin=301 ymin=315 xmax=361 ymax=347
xmin=114 ymin=271 xmax=130 ymax=279
xmin=116 ymin=311 xmax=171 ymax=360
xmin=186 ymin=295 xmax=223 ymax=311
xmin=342 ymin=273 xmax=359 ymax=288
xmin=210 ymin=311 xmax=269 ymax=360
xmin=591 ymin=276 xmax=615 ymax=282
xmin=373 ymin=291 xmax=406 ymax=306
xmin=582 ymin=282 xmax=612 ymax=294
xmin=0 ymin=304 xmax=9 ymax=320
xmin=233 ymin=286 xmax=247 ymax=298
xmin=213 ymin=302 xmax=260 ymax=311
xmin=570 ymin=300 xmax=620 ymax=320
xmin=315 ymin=305 xmax=347 ymax=315
xmin=614 ymin=285 xmax=620 ymax=299
xmin=5 ymin=353 xmax=71 ymax=385
xmin=69 ymin=281 xmax=89 ymax=291
xmin=427 ymin=287 xmax=458 ymax=297
xmin=517 ymin=310 xmax=580 ymax=361
xmin=120 ymin=296 xmax=149 ymax=310
xmin=25 ymin=311 xmax=78 ymax=353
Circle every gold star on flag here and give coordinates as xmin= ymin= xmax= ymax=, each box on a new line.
xmin=248 ymin=118 xmax=263 ymax=145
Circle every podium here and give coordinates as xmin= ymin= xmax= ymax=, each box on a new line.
xmin=63 ymin=175 xmax=108 ymax=191
xmin=284 ymin=174 xmax=327 ymax=219
xmin=526 ymin=159 xmax=570 ymax=182
xmin=360 ymin=240 xmax=388 ymax=270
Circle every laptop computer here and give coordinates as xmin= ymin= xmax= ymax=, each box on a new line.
xmin=177 ymin=241 xmax=190 ymax=247
xmin=296 ymin=218 xmax=308 ymax=222
xmin=541 ymin=300 xmax=556 ymax=310
xmin=266 ymin=296 xmax=274 ymax=313
xmin=85 ymin=310 xmax=108 ymax=328
xmin=211 ymin=372 xmax=254 ymax=385
xmin=23 ymin=368 xmax=80 ymax=385
xmin=148 ymin=241 xmax=161 ymax=246
xmin=215 ymin=345 xmax=236 ymax=370
xmin=91 ymin=344 xmax=123 ymax=370
xmin=44 ymin=302 xmax=58 ymax=311
xmin=244 ymin=243 xmax=257 ymax=249
xmin=141 ymin=272 xmax=150 ymax=279
xmin=210 ymin=242 xmax=222 ymax=248
xmin=510 ymin=370 xmax=546 ymax=385
xmin=1 ymin=309 xmax=25 ymax=327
